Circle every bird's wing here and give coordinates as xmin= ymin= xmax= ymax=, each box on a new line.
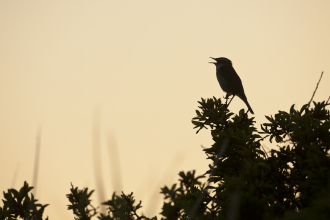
xmin=221 ymin=66 xmax=247 ymax=101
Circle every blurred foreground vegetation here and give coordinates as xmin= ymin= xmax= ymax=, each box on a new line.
xmin=1 ymin=97 xmax=330 ymax=220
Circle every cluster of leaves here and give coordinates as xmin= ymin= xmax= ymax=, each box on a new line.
xmin=67 ymin=184 xmax=97 ymax=220
xmin=0 ymin=181 xmax=48 ymax=220
xmin=67 ymin=184 xmax=157 ymax=220
xmin=66 ymin=170 xmax=209 ymax=220
xmin=189 ymin=97 xmax=330 ymax=219
xmin=2 ymin=96 xmax=329 ymax=220
xmin=160 ymin=171 xmax=208 ymax=219
xmin=100 ymin=192 xmax=157 ymax=220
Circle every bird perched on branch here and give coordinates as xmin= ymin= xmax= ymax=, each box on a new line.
xmin=210 ymin=57 xmax=254 ymax=114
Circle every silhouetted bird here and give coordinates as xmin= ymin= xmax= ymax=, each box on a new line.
xmin=210 ymin=57 xmax=254 ymax=114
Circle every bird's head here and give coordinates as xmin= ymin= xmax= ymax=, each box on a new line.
xmin=209 ymin=57 xmax=232 ymax=66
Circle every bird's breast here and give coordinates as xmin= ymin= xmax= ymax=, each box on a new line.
xmin=216 ymin=70 xmax=230 ymax=93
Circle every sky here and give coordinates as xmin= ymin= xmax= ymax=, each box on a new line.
xmin=0 ymin=0 xmax=329 ymax=219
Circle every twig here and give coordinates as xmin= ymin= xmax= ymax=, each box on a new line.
xmin=307 ymin=71 xmax=324 ymax=109
xmin=254 ymin=135 xmax=270 ymax=144
xmin=196 ymin=122 xmax=208 ymax=134
xmin=326 ymin=96 xmax=330 ymax=105
xmin=224 ymin=94 xmax=229 ymax=105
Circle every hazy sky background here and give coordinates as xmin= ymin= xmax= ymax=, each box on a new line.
xmin=1 ymin=1 xmax=329 ymax=219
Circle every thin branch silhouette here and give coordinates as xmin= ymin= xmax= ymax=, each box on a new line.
xmin=307 ymin=71 xmax=324 ymax=109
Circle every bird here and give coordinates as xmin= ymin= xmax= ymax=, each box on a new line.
xmin=209 ymin=57 xmax=254 ymax=114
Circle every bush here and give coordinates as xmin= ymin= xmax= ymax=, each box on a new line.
xmin=0 ymin=181 xmax=48 ymax=220
xmin=1 ymin=97 xmax=329 ymax=220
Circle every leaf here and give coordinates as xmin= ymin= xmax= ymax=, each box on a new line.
xmin=265 ymin=116 xmax=273 ymax=123
xmin=275 ymin=136 xmax=283 ymax=143
xmin=196 ymin=110 xmax=202 ymax=117
xmin=290 ymin=104 xmax=295 ymax=115
xmin=252 ymin=134 xmax=262 ymax=139
xmin=300 ymin=104 xmax=309 ymax=114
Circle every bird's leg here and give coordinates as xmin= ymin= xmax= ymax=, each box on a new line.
xmin=224 ymin=94 xmax=230 ymax=106
xmin=227 ymin=95 xmax=235 ymax=107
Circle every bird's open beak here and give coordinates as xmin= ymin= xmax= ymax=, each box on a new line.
xmin=209 ymin=57 xmax=216 ymax=64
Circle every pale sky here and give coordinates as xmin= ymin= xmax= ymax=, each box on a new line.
xmin=0 ymin=1 xmax=329 ymax=219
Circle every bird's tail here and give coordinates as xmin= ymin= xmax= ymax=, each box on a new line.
xmin=244 ymin=99 xmax=254 ymax=114
xmin=238 ymin=95 xmax=254 ymax=114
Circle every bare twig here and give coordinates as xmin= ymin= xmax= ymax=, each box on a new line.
xmin=32 ymin=126 xmax=42 ymax=196
xmin=326 ymin=96 xmax=330 ymax=105
xmin=307 ymin=71 xmax=324 ymax=109
xmin=254 ymin=135 xmax=270 ymax=144
xmin=92 ymin=105 xmax=106 ymax=214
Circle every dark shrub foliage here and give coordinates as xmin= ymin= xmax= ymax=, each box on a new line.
xmin=2 ymin=97 xmax=329 ymax=220
xmin=0 ymin=181 xmax=48 ymax=220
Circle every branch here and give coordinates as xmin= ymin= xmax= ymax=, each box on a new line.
xmin=326 ymin=96 xmax=330 ymax=105
xmin=307 ymin=71 xmax=324 ymax=109
xmin=254 ymin=135 xmax=270 ymax=144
